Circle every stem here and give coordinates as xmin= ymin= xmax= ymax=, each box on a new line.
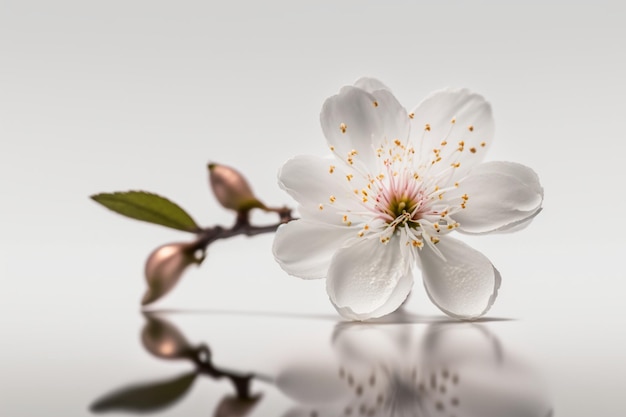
xmin=192 ymin=206 xmax=296 ymax=252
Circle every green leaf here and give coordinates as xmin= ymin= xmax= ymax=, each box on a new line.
xmin=91 ymin=191 xmax=200 ymax=232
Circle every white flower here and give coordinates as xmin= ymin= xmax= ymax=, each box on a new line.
xmin=273 ymin=78 xmax=543 ymax=321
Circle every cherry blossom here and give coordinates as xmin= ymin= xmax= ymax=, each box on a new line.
xmin=273 ymin=78 xmax=543 ymax=320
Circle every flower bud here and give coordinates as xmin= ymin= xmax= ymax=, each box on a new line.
xmin=141 ymin=314 xmax=193 ymax=360
xmin=142 ymin=242 xmax=202 ymax=305
xmin=208 ymin=163 xmax=265 ymax=212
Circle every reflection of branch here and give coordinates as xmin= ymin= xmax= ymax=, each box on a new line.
xmin=191 ymin=344 xmax=255 ymax=399
xmin=193 ymin=207 xmax=295 ymax=251
xmin=90 ymin=314 xmax=265 ymax=415
xmin=141 ymin=313 xmax=267 ymax=401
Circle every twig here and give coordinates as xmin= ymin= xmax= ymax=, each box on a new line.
xmin=192 ymin=206 xmax=296 ymax=252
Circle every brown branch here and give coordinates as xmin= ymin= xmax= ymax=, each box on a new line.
xmin=192 ymin=206 xmax=296 ymax=252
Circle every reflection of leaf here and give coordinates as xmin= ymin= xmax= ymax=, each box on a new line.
xmin=141 ymin=313 xmax=193 ymax=359
xmin=91 ymin=191 xmax=200 ymax=232
xmin=90 ymin=372 xmax=197 ymax=413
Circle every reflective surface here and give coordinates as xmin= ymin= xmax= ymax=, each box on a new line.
xmin=83 ymin=312 xmax=552 ymax=417
xmin=3 ymin=297 xmax=625 ymax=416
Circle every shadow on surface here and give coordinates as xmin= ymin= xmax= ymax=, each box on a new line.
xmin=142 ymin=307 xmax=516 ymax=324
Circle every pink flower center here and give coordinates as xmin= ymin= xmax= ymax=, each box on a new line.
xmin=373 ymin=171 xmax=429 ymax=228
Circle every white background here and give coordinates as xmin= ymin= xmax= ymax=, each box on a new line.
xmin=1 ymin=1 xmax=625 ymax=416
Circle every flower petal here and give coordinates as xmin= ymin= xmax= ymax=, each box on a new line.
xmin=278 ymin=155 xmax=364 ymax=224
xmin=273 ymin=219 xmax=355 ymax=280
xmin=450 ymin=161 xmax=543 ymax=234
xmin=409 ymin=89 xmax=494 ymax=180
xmin=353 ymin=77 xmax=391 ymax=93
xmin=419 ymin=237 xmax=501 ymax=319
xmin=321 ymin=85 xmax=410 ymax=171
xmin=490 ymin=210 xmax=542 ymax=233
xmin=326 ymin=237 xmax=414 ymax=320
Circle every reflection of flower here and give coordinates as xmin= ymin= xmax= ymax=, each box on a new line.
xmin=273 ymin=78 xmax=543 ymax=320
xmin=278 ymin=323 xmax=552 ymax=417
